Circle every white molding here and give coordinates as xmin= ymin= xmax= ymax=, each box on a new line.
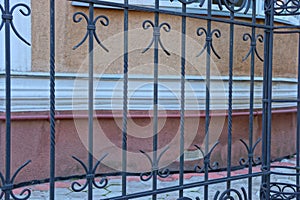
xmin=0 ymin=72 xmax=297 ymax=112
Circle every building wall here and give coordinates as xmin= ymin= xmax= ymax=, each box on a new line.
xmin=31 ymin=0 xmax=299 ymax=78
xmin=0 ymin=0 xmax=298 ymax=182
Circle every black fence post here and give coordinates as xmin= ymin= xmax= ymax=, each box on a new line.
xmin=261 ymin=0 xmax=274 ymax=198
xmin=0 ymin=0 xmax=31 ymax=199
xmin=49 ymin=0 xmax=56 ymax=199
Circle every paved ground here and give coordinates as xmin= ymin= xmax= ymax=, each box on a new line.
xmin=8 ymin=158 xmax=298 ymax=200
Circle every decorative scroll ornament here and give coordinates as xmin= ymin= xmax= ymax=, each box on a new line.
xmin=0 ymin=160 xmax=31 ymax=200
xmin=194 ymin=142 xmax=220 ymax=172
xmin=142 ymin=20 xmax=171 ymax=55
xmin=71 ymin=154 xmax=108 ymax=192
xmin=214 ymin=187 xmax=248 ymax=200
xmin=0 ymin=3 xmax=31 ymax=45
xmin=139 ymin=147 xmax=171 ymax=181
xmin=72 ymin=12 xmax=109 ymax=51
xmin=242 ymin=33 xmax=264 ymax=62
xmin=196 ymin=27 xmax=222 ymax=59
xmin=273 ymin=0 xmax=300 ymax=15
xmin=269 ymin=182 xmax=300 ymax=199
xmin=216 ymin=0 xmax=251 ymax=14
xmin=239 ymin=138 xmax=262 ymax=166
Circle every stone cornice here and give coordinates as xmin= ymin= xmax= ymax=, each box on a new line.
xmin=0 ymin=72 xmax=297 ymax=112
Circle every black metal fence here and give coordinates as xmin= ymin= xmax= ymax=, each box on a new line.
xmin=1 ymin=0 xmax=300 ymax=199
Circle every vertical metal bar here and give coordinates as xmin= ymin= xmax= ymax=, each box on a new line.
xmin=49 ymin=0 xmax=56 ymax=198
xmin=152 ymin=1 xmax=159 ymax=199
xmin=261 ymin=16 xmax=269 ymax=200
xmin=261 ymin=40 xmax=269 ymax=199
xmin=265 ymin=26 xmax=273 ymax=200
xmin=4 ymin=0 xmax=11 ymax=199
xmin=122 ymin=0 xmax=129 ymax=196
xmin=179 ymin=3 xmax=186 ymax=198
xmin=226 ymin=7 xmax=234 ymax=194
xmin=248 ymin=1 xmax=257 ymax=199
xmin=266 ymin=2 xmax=274 ymax=176
xmin=296 ymin=32 xmax=300 ymax=198
xmin=262 ymin=0 xmax=274 ymax=198
xmin=204 ymin=0 xmax=212 ymax=199
xmin=88 ymin=3 xmax=94 ymax=200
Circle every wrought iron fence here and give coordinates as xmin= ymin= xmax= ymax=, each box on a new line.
xmin=1 ymin=0 xmax=300 ymax=199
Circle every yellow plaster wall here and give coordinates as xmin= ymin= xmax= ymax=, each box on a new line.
xmin=31 ymin=1 xmax=299 ymax=78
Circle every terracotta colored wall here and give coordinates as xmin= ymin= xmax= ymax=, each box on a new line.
xmin=0 ymin=110 xmax=296 ymax=183
xmin=31 ymin=1 xmax=299 ymax=78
